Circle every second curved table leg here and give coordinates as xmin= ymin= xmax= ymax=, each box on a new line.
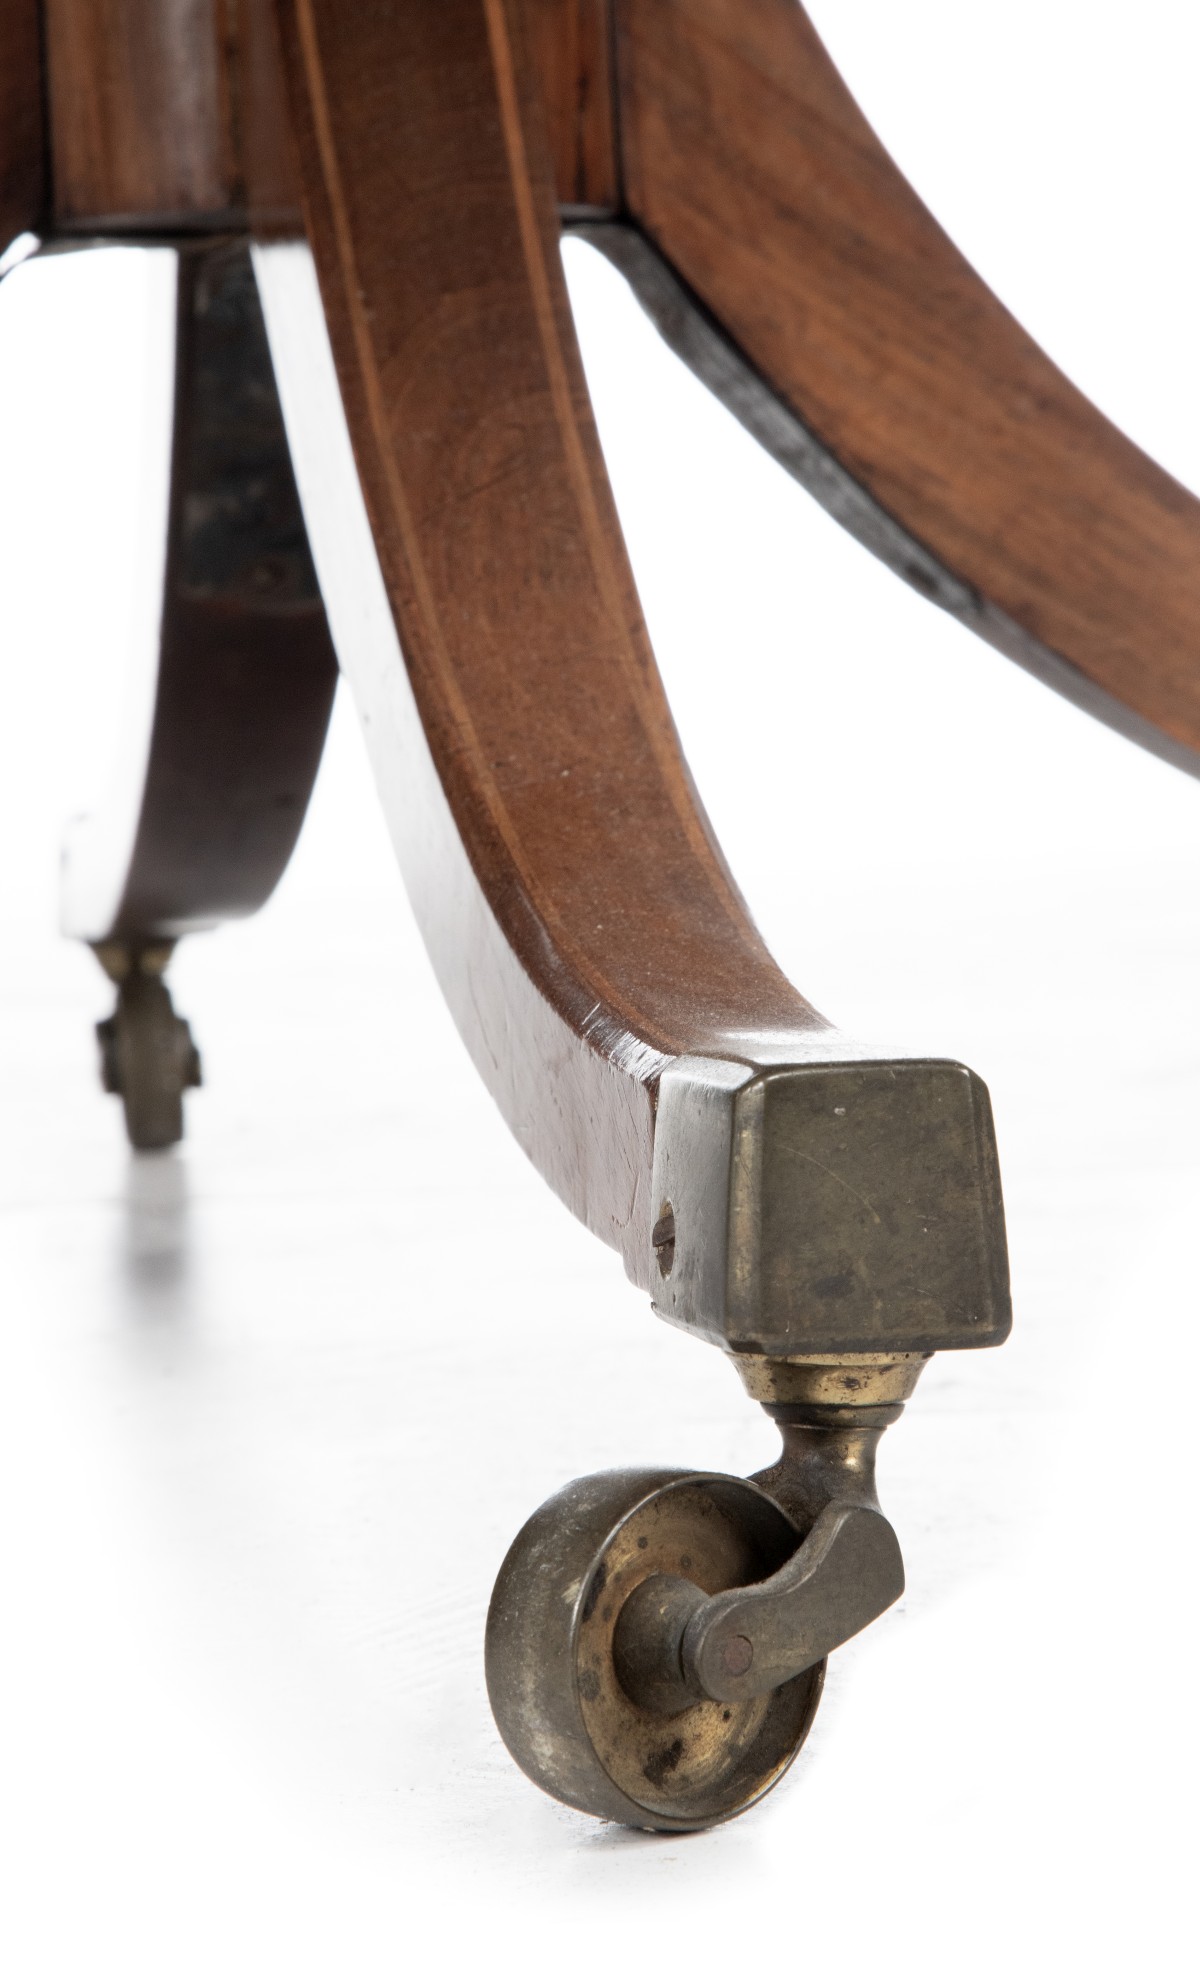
xmin=597 ymin=0 xmax=1200 ymax=774
xmin=62 ymin=239 xmax=338 ymax=1148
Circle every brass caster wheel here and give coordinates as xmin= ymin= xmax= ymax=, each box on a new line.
xmin=94 ymin=945 xmax=202 ymax=1151
xmin=485 ymin=1469 xmax=824 ymax=1831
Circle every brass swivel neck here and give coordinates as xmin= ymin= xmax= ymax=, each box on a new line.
xmin=731 ymin=1352 xmax=930 ymax=1530
xmin=614 ymin=1353 xmax=927 ymax=1718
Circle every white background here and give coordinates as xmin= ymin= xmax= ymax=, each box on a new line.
xmin=2 ymin=4 xmax=1198 ymax=1972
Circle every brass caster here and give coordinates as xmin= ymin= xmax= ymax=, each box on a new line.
xmin=93 ymin=943 xmax=202 ymax=1151
xmin=486 ymin=1356 xmax=926 ymax=1829
xmin=485 ymin=1469 xmax=824 ymax=1831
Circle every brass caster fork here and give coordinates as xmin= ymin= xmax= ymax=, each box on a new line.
xmin=487 ymin=1353 xmax=922 ymax=1831
xmin=93 ymin=943 xmax=201 ymax=1152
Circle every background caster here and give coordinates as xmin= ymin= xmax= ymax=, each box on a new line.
xmin=93 ymin=943 xmax=202 ymax=1151
xmin=485 ymin=1468 xmax=824 ymax=1831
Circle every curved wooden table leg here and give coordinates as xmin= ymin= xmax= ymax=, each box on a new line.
xmin=63 ymin=238 xmax=338 ymax=1148
xmin=598 ymin=0 xmax=1200 ymax=775
xmin=258 ymin=0 xmax=1009 ymax=1826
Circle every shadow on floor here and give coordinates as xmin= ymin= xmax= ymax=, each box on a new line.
xmin=118 ymin=1148 xmax=191 ymax=1314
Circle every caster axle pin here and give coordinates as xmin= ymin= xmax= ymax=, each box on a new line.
xmin=613 ymin=1497 xmax=904 ymax=1714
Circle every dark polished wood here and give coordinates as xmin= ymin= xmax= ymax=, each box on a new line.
xmin=0 ymin=0 xmax=44 ymax=250
xmin=43 ymin=0 xmax=302 ymax=234
xmin=73 ymin=240 xmax=337 ymax=942
xmin=270 ymin=0 xmax=840 ymax=1275
xmin=13 ymin=0 xmax=1200 ymax=780
xmin=2 ymin=0 xmax=1182 ymax=1829
xmin=522 ymin=0 xmax=618 ymax=215
xmin=4 ymin=0 xmax=1187 ymax=1254
xmin=16 ymin=0 xmax=1200 ymax=779
xmin=612 ymin=0 xmax=1200 ymax=772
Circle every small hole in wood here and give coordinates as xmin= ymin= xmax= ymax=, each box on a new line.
xmin=652 ymin=1202 xmax=676 ymax=1278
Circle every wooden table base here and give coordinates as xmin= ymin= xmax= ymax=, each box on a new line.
xmin=3 ymin=0 xmax=1189 ymax=1828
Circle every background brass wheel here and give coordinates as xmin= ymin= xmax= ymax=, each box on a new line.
xmin=96 ymin=964 xmax=201 ymax=1151
xmin=485 ymin=1469 xmax=824 ymax=1831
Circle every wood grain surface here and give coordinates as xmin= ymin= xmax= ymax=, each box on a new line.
xmin=18 ymin=0 xmax=1200 ymax=778
xmin=521 ymin=0 xmax=618 ymax=214
xmin=0 ymin=0 xmax=44 ymax=251
xmin=43 ymin=0 xmax=301 ymax=232
xmin=267 ymin=0 xmax=852 ymax=1277
xmin=614 ymin=0 xmax=1200 ymax=770
xmin=65 ymin=241 xmax=337 ymax=942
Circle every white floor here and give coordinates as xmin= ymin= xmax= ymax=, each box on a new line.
xmin=4 ymin=25 xmax=1200 ymax=1968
